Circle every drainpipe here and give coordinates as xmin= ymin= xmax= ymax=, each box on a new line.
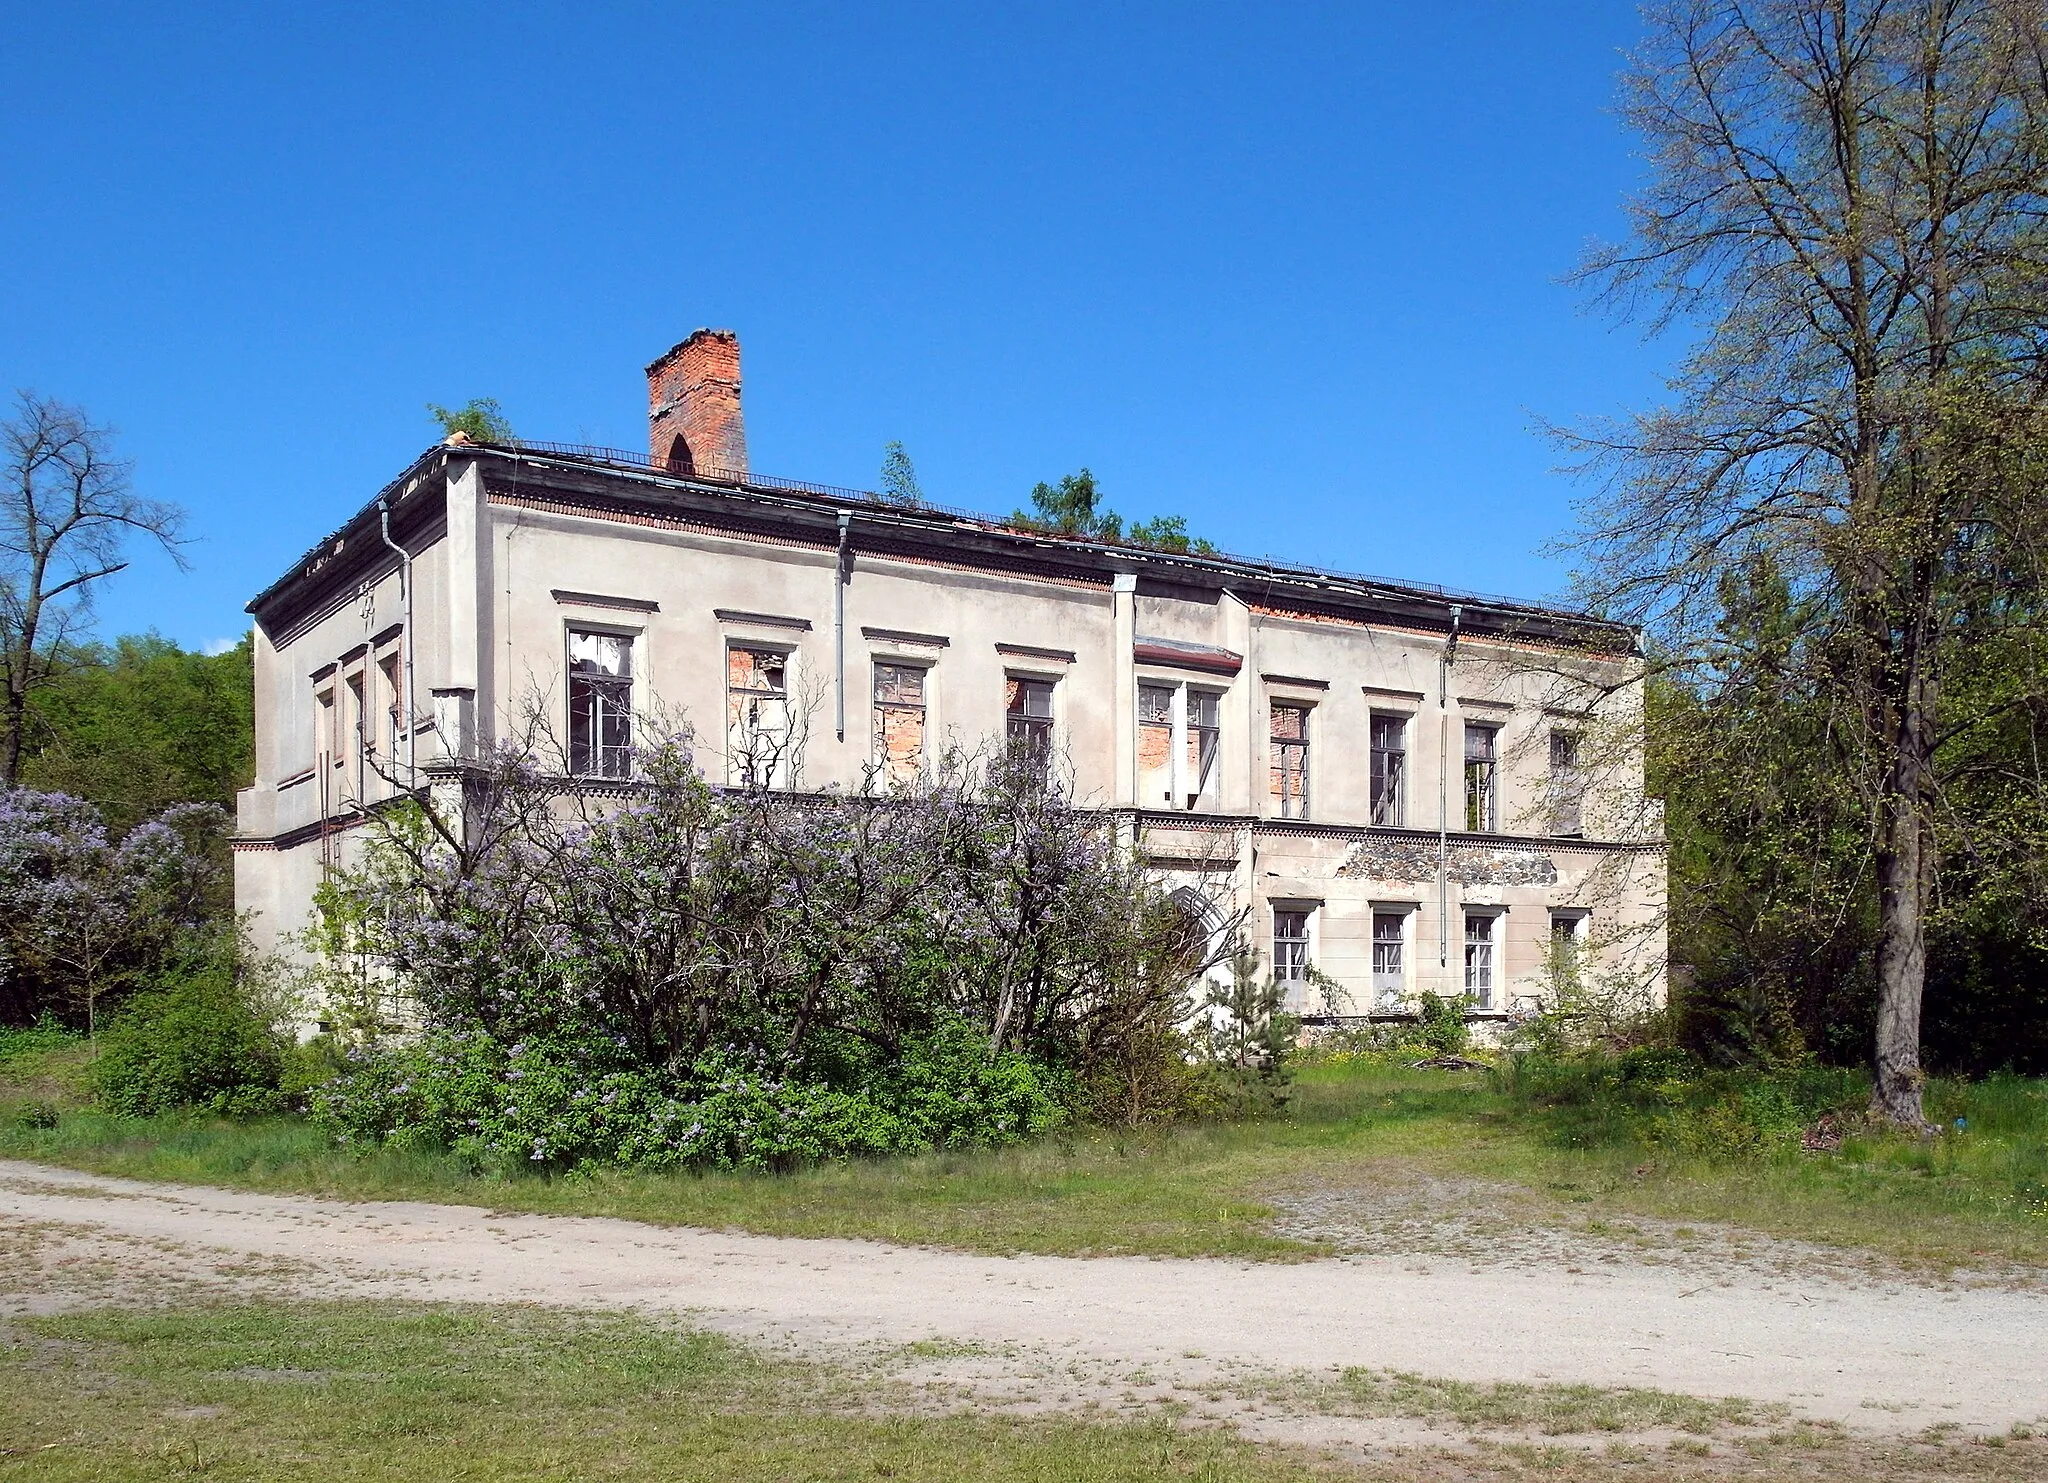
xmin=834 ymin=512 xmax=852 ymax=741
xmin=1437 ymin=603 xmax=1463 ymax=981
xmin=378 ymin=498 xmax=418 ymax=787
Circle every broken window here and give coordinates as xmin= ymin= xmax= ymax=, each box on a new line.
xmin=727 ymin=645 xmax=790 ymax=787
xmin=1371 ymin=911 xmax=1407 ymax=1010
xmin=1186 ymin=689 xmax=1220 ymax=806
xmin=1549 ymin=729 xmax=1585 ymax=836
xmin=1138 ymin=683 xmax=1174 ymax=803
xmin=570 ymin=628 xmax=634 ymax=779
xmin=1006 ymin=676 xmax=1055 ymax=774
xmin=1273 ymin=907 xmax=1311 ymax=988
xmin=1369 ymin=713 xmax=1406 ymax=826
xmin=1269 ymin=703 xmax=1311 ymax=819
xmin=1463 ymin=723 xmax=1499 ymax=832
xmin=345 ymin=672 xmax=367 ymax=798
xmin=378 ymin=652 xmax=402 ymax=760
xmin=1464 ymin=912 xmax=1497 ymax=1009
xmin=871 ymin=662 xmax=927 ymax=785
xmin=1139 ymin=682 xmax=1221 ymax=809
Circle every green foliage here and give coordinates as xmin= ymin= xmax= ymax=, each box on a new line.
xmin=878 ymin=440 xmax=924 ymax=506
xmin=1501 ymin=1048 xmax=1867 ymax=1162
xmin=314 ymin=1013 xmax=1068 ymax=1173
xmin=1415 ymin=993 xmax=1471 ymax=1055
xmin=426 ymin=398 xmax=514 ymax=443
xmin=0 ymin=1014 xmax=77 ymax=1064
xmin=94 ymin=944 xmax=288 ymax=1118
xmin=1010 ymin=469 xmax=1218 ymax=554
xmin=21 ymin=633 xmax=254 ymax=835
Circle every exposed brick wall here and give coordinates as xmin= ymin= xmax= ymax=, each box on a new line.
xmin=647 ymin=329 xmax=748 ymax=476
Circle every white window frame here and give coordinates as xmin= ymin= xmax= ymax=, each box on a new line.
xmin=1138 ymin=678 xmax=1224 ymax=810
xmin=1464 ymin=722 xmax=1501 ymax=833
xmin=1369 ymin=903 xmax=1415 ymax=1011
xmin=1271 ymin=900 xmax=1318 ymax=1010
xmin=1463 ymin=907 xmax=1504 ymax=1010
xmin=1369 ymin=711 xmax=1409 ymax=826
xmin=569 ymin=623 xmax=642 ymax=780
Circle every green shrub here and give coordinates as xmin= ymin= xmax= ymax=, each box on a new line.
xmin=314 ymin=1013 xmax=1070 ymax=1173
xmin=0 ymin=1015 xmax=80 ymax=1064
xmin=94 ymin=958 xmax=287 ymax=1118
xmin=1416 ymin=993 xmax=1472 ymax=1055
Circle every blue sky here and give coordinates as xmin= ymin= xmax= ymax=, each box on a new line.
xmin=0 ymin=2 xmax=1672 ymax=652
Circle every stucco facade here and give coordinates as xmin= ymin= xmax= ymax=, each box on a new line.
xmin=236 ymin=334 xmax=1666 ymax=1027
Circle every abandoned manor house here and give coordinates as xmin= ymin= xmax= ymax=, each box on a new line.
xmin=235 ymin=330 xmax=1667 ymax=1024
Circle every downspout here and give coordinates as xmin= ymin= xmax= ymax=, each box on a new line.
xmin=1437 ymin=603 xmax=1463 ymax=981
xmin=377 ymin=497 xmax=418 ymax=787
xmin=834 ymin=512 xmax=852 ymax=741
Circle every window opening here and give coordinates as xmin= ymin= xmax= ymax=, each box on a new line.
xmin=1269 ymin=703 xmax=1311 ymax=819
xmin=1464 ymin=723 xmax=1499 ymax=832
xmin=1006 ymin=676 xmax=1055 ymax=774
xmin=345 ymin=673 xmax=367 ymax=799
xmin=1273 ymin=907 xmax=1311 ymax=989
xmin=1549 ymin=729 xmax=1585 ymax=836
xmin=378 ymin=654 xmax=402 ymax=760
xmin=570 ymin=629 xmax=634 ymax=778
xmin=1372 ymin=911 xmax=1407 ymax=1009
xmin=727 ymin=646 xmax=789 ymax=787
xmin=1138 ymin=684 xmax=1174 ymax=803
xmin=871 ymin=662 xmax=927 ymax=784
xmin=1187 ymin=689 xmax=1220 ymax=807
xmin=665 ymin=434 xmax=694 ymax=475
xmin=1369 ymin=714 xmax=1406 ymax=826
xmin=1464 ymin=912 xmax=1497 ymax=1009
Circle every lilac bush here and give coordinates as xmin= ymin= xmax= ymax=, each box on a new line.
xmin=315 ymin=737 xmax=1220 ymax=1169
xmin=0 ymin=787 xmax=224 ymax=1031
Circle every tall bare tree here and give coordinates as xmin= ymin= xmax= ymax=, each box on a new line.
xmin=1566 ymin=0 xmax=2048 ymax=1126
xmin=1 ymin=394 xmax=187 ymax=784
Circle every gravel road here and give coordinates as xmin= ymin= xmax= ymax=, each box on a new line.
xmin=4 ymin=1158 xmax=2043 ymax=1439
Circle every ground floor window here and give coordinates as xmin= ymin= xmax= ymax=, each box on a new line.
xmin=1371 ymin=910 xmax=1407 ymax=1010
xmin=1464 ymin=911 xmax=1497 ymax=1009
xmin=1272 ymin=906 xmax=1312 ymax=990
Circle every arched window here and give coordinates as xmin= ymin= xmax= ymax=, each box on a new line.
xmin=665 ymin=434 xmax=695 ymax=475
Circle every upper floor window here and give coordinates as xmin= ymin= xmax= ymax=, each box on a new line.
xmin=1463 ymin=722 xmax=1500 ymax=832
xmin=1006 ymin=676 xmax=1055 ymax=773
xmin=1369 ymin=713 xmax=1407 ymax=826
xmin=872 ymin=662 xmax=928 ymax=785
xmin=569 ymin=628 xmax=634 ymax=779
xmin=345 ymin=672 xmax=367 ymax=799
xmin=378 ymin=653 xmax=402 ymax=759
xmin=727 ymin=645 xmax=791 ymax=787
xmin=1139 ymin=682 xmax=1223 ymax=809
xmin=1269 ymin=703 xmax=1311 ymax=819
xmin=1549 ymin=729 xmax=1585 ymax=836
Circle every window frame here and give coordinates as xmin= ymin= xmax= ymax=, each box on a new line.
xmin=726 ymin=640 xmax=794 ymax=788
xmin=1463 ymin=908 xmax=1502 ymax=1010
xmin=1548 ymin=728 xmax=1586 ymax=837
xmin=1463 ymin=721 xmax=1501 ymax=833
xmin=1370 ymin=907 xmax=1411 ymax=1010
xmin=1369 ymin=711 xmax=1408 ymax=826
xmin=1271 ymin=903 xmax=1314 ymax=998
xmin=1269 ymin=701 xmax=1313 ymax=820
xmin=1005 ymin=673 xmax=1057 ymax=775
xmin=870 ymin=658 xmax=931 ymax=784
xmin=568 ymin=623 xmax=639 ymax=781
xmin=1137 ymin=680 xmax=1224 ymax=810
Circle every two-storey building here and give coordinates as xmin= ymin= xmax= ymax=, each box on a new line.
xmin=236 ymin=330 xmax=1666 ymax=1025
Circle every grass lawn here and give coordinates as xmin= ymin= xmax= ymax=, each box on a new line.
xmin=5 ymin=1033 xmax=2048 ymax=1273
xmin=4 ymin=1300 xmax=2045 ymax=1483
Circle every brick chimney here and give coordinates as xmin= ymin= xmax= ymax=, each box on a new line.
xmin=647 ymin=329 xmax=747 ymax=478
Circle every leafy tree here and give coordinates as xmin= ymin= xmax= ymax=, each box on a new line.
xmin=1564 ymin=0 xmax=2048 ymax=1126
xmin=427 ymin=398 xmax=514 ymax=443
xmin=0 ymin=394 xmax=187 ymax=784
xmin=21 ymin=633 xmax=254 ymax=834
xmin=879 ymin=441 xmax=924 ymax=506
xmin=1011 ymin=469 xmax=1218 ymax=555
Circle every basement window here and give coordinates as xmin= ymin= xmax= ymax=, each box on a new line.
xmin=1269 ymin=703 xmax=1311 ymax=819
xmin=727 ymin=645 xmax=791 ymax=788
xmin=872 ymin=662 xmax=928 ymax=785
xmin=569 ymin=628 xmax=634 ymax=779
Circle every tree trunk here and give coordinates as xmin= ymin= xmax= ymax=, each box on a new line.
xmin=1870 ymin=715 xmax=1933 ymax=1130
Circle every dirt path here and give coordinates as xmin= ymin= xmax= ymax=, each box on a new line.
xmin=4 ymin=1158 xmax=2044 ymax=1441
